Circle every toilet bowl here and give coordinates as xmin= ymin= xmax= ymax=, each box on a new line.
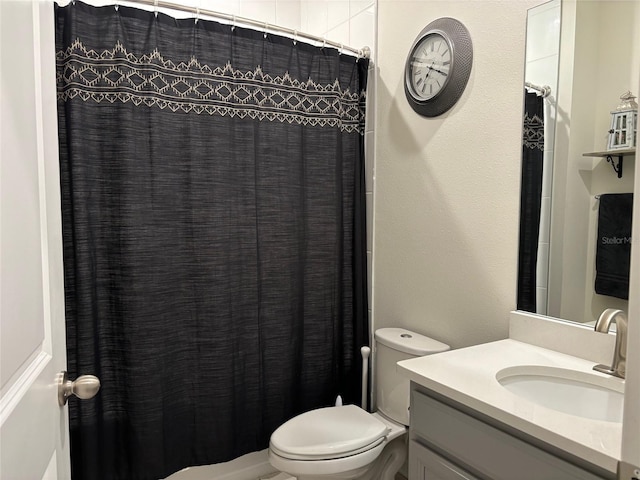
xmin=268 ymin=328 xmax=450 ymax=480
xmin=269 ymin=405 xmax=404 ymax=480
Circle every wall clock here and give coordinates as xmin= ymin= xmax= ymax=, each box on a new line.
xmin=404 ymin=17 xmax=473 ymax=117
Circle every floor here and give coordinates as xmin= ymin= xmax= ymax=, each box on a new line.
xmin=259 ymin=473 xmax=293 ymax=480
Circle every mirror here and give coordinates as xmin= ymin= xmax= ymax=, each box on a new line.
xmin=518 ymin=0 xmax=640 ymax=325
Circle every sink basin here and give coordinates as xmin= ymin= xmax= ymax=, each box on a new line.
xmin=496 ymin=366 xmax=624 ymax=423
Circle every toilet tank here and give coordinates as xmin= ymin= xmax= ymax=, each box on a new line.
xmin=374 ymin=328 xmax=449 ymax=426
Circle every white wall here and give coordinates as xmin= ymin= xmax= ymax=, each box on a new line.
xmin=623 ymin=49 xmax=640 ymax=468
xmin=624 ymin=4 xmax=640 ymax=466
xmin=525 ymin=0 xmax=561 ymax=315
xmin=373 ymin=0 xmax=538 ymax=350
xmin=585 ymin=1 xmax=638 ymax=323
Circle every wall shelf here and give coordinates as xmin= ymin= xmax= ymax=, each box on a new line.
xmin=582 ymin=148 xmax=636 ymax=178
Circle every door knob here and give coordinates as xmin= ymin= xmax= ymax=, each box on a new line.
xmin=57 ymin=371 xmax=100 ymax=406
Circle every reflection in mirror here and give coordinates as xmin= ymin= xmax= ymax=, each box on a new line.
xmin=518 ymin=0 xmax=640 ymax=325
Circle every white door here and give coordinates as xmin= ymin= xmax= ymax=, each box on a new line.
xmin=0 ymin=1 xmax=72 ymax=478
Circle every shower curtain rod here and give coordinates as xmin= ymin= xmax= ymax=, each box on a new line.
xmin=103 ymin=0 xmax=371 ymax=58
xmin=525 ymin=81 xmax=551 ymax=98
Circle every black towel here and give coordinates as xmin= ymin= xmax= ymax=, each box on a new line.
xmin=595 ymin=193 xmax=633 ymax=299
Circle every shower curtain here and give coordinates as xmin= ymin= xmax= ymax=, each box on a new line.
xmin=55 ymin=3 xmax=368 ymax=479
xmin=517 ymin=91 xmax=544 ymax=312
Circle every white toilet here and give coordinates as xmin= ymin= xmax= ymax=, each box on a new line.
xmin=268 ymin=328 xmax=450 ymax=480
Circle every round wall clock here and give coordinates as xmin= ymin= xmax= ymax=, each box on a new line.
xmin=404 ymin=17 xmax=473 ymax=117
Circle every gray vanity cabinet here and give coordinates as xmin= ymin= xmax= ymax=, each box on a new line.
xmin=410 ymin=441 xmax=480 ymax=479
xmin=408 ymin=385 xmax=610 ymax=480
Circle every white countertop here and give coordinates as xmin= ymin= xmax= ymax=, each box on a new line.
xmin=397 ymin=339 xmax=622 ymax=474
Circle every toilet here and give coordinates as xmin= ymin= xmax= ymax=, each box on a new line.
xmin=268 ymin=328 xmax=450 ymax=480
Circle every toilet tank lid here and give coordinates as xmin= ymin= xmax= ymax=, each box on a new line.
xmin=374 ymin=328 xmax=450 ymax=356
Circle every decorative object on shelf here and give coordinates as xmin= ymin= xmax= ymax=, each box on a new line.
xmin=404 ymin=17 xmax=473 ymax=117
xmin=607 ymin=91 xmax=637 ymax=150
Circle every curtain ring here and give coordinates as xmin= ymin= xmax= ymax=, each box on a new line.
xmin=264 ymin=21 xmax=268 ymax=39
xmin=195 ymin=6 xmax=200 ymax=23
xmin=114 ymin=1 xmax=119 ymax=12
xmin=293 ymin=30 xmax=298 ymax=45
xmin=322 ymin=37 xmax=327 ymax=49
xmin=153 ymin=0 xmax=158 ymax=18
xmin=231 ymin=15 xmax=236 ymax=31
xmin=339 ymin=44 xmax=343 ymax=55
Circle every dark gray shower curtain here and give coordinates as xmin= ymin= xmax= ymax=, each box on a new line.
xmin=55 ymin=3 xmax=368 ymax=479
xmin=517 ymin=91 xmax=544 ymax=312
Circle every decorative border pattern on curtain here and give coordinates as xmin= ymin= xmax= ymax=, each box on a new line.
xmin=57 ymin=39 xmax=365 ymax=132
xmin=55 ymin=2 xmax=369 ymax=479
xmin=522 ymin=106 xmax=544 ymax=150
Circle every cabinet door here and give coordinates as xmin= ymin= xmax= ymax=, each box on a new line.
xmin=410 ymin=440 xmax=479 ymax=480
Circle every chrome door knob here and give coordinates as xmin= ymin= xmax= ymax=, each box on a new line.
xmin=57 ymin=371 xmax=101 ymax=406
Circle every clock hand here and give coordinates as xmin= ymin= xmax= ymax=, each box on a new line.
xmin=420 ymin=61 xmax=435 ymax=83
xmin=429 ymin=66 xmax=448 ymax=76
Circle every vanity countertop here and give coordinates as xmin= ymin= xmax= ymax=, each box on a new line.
xmin=397 ymin=338 xmax=622 ymax=474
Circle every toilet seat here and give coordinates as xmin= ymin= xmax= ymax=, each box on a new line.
xmin=269 ymin=405 xmax=389 ymax=460
xmin=269 ymin=441 xmax=386 ymax=477
xmin=270 ymin=437 xmax=385 ymax=461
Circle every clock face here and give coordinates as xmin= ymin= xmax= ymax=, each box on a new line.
xmin=404 ymin=18 xmax=473 ymax=117
xmin=408 ymin=32 xmax=452 ymax=101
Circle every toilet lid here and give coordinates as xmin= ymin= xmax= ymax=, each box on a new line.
xmin=269 ymin=405 xmax=389 ymax=460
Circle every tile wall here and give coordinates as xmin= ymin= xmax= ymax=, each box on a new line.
xmin=524 ymin=0 xmax=561 ymax=315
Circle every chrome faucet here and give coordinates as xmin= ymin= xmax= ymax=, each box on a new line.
xmin=593 ymin=308 xmax=627 ymax=379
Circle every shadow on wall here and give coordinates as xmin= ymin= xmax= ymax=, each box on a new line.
xmin=383 ymin=58 xmax=476 ymax=156
xmin=373 ymin=64 xmax=516 ymax=350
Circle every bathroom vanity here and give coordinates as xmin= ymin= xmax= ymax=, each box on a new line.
xmin=398 ymin=339 xmax=622 ymax=480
